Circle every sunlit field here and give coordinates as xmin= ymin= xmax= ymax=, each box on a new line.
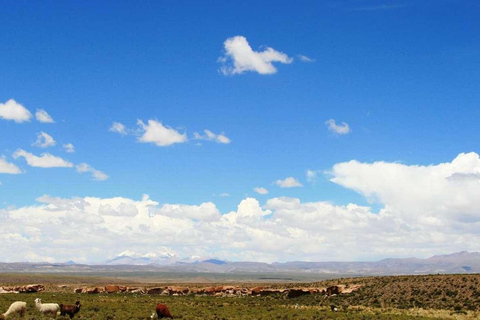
xmin=0 ymin=292 xmax=452 ymax=320
xmin=1 ymin=274 xmax=480 ymax=319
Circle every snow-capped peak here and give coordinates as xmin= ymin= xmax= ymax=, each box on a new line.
xmin=108 ymin=248 xmax=178 ymax=265
xmin=117 ymin=250 xmax=142 ymax=258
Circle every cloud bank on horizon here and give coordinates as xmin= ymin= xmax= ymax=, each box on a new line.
xmin=2 ymin=152 xmax=480 ymax=263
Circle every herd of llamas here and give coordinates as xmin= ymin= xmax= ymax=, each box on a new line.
xmin=0 ymin=299 xmax=173 ymax=319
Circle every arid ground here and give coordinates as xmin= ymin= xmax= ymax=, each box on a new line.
xmin=0 ymin=274 xmax=479 ymax=319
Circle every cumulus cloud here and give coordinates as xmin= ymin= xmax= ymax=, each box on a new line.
xmin=152 ymin=202 xmax=221 ymax=222
xmin=275 ymin=177 xmax=303 ymax=188
xmin=109 ymin=122 xmax=127 ymax=135
xmin=325 ymin=119 xmax=351 ymax=135
xmin=99 ymin=203 xmax=139 ymax=217
xmin=0 ymin=156 xmax=22 ymax=174
xmin=297 ymin=54 xmax=315 ymax=62
xmin=219 ymin=36 xmax=293 ymax=75
xmin=193 ymin=130 xmax=231 ymax=144
xmin=0 ymin=99 xmax=32 ymax=123
xmin=3 ymin=152 xmax=480 ymax=263
xmin=76 ymin=163 xmax=108 ymax=181
xmin=35 ymin=109 xmax=54 ymax=123
xmin=63 ymin=143 xmax=75 ymax=153
xmin=0 ymin=195 xmax=452 ymax=263
xmin=13 ymin=149 xmax=73 ymax=168
xmin=330 ymin=152 xmax=480 ymax=224
xmin=253 ymin=187 xmax=269 ymax=195
xmin=447 ymin=172 xmax=480 ymax=182
xmin=32 ymin=132 xmax=56 ymax=148
xmin=137 ymin=119 xmax=187 ymax=147
xmin=4 ymin=159 xmax=480 ymax=264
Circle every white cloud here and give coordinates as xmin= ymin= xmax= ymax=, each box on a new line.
xmin=219 ymin=193 xmax=230 ymax=197
xmin=152 ymin=202 xmax=221 ymax=222
xmin=0 ymin=156 xmax=22 ymax=174
xmin=306 ymin=169 xmax=319 ymax=183
xmin=63 ymin=143 xmax=75 ymax=153
xmin=137 ymin=119 xmax=187 ymax=147
xmin=35 ymin=109 xmax=54 ymax=123
xmin=325 ymin=119 xmax=351 ymax=135
xmin=3 ymin=161 xmax=480 ymax=263
xmin=0 ymin=99 xmax=32 ymax=123
xmin=253 ymin=187 xmax=269 ymax=195
xmin=99 ymin=203 xmax=139 ymax=217
xmin=275 ymin=177 xmax=303 ymax=188
xmin=32 ymin=132 xmax=56 ymax=148
xmin=297 ymin=54 xmax=315 ymax=62
xmin=109 ymin=122 xmax=127 ymax=135
xmin=2 ymin=152 xmax=480 ymax=263
xmin=330 ymin=152 xmax=480 ymax=224
xmin=219 ymin=36 xmax=293 ymax=75
xmin=193 ymin=130 xmax=231 ymax=144
xmin=111 ymin=121 xmax=229 ymax=147
xmin=13 ymin=149 xmax=73 ymax=168
xmin=76 ymin=163 xmax=108 ymax=181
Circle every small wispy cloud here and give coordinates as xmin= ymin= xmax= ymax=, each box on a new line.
xmin=297 ymin=54 xmax=315 ymax=63
xmin=253 ymin=187 xmax=269 ymax=195
xmin=193 ymin=130 xmax=231 ymax=144
xmin=275 ymin=177 xmax=303 ymax=188
xmin=35 ymin=109 xmax=55 ymax=123
xmin=76 ymin=163 xmax=109 ymax=181
xmin=326 ymin=119 xmax=351 ymax=135
xmin=306 ymin=170 xmax=320 ymax=183
xmin=112 ymin=120 xmax=232 ymax=148
xmin=32 ymin=132 xmax=56 ymax=148
xmin=109 ymin=122 xmax=128 ymax=135
xmin=63 ymin=143 xmax=75 ymax=153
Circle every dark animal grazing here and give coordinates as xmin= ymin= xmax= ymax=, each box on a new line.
xmin=59 ymin=301 xmax=81 ymax=319
xmin=326 ymin=285 xmax=341 ymax=296
xmin=156 ymin=303 xmax=173 ymax=319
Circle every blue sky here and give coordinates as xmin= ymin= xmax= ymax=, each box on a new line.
xmin=1 ymin=1 xmax=480 ymax=263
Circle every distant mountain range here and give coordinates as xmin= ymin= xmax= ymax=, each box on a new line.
xmin=2 ymin=251 xmax=480 ymax=276
xmin=105 ymin=250 xmax=205 ymax=266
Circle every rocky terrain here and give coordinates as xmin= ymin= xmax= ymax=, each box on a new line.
xmin=1 ymin=274 xmax=480 ymax=319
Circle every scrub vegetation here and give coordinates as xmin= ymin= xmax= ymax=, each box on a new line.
xmin=1 ymin=274 xmax=479 ymax=319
